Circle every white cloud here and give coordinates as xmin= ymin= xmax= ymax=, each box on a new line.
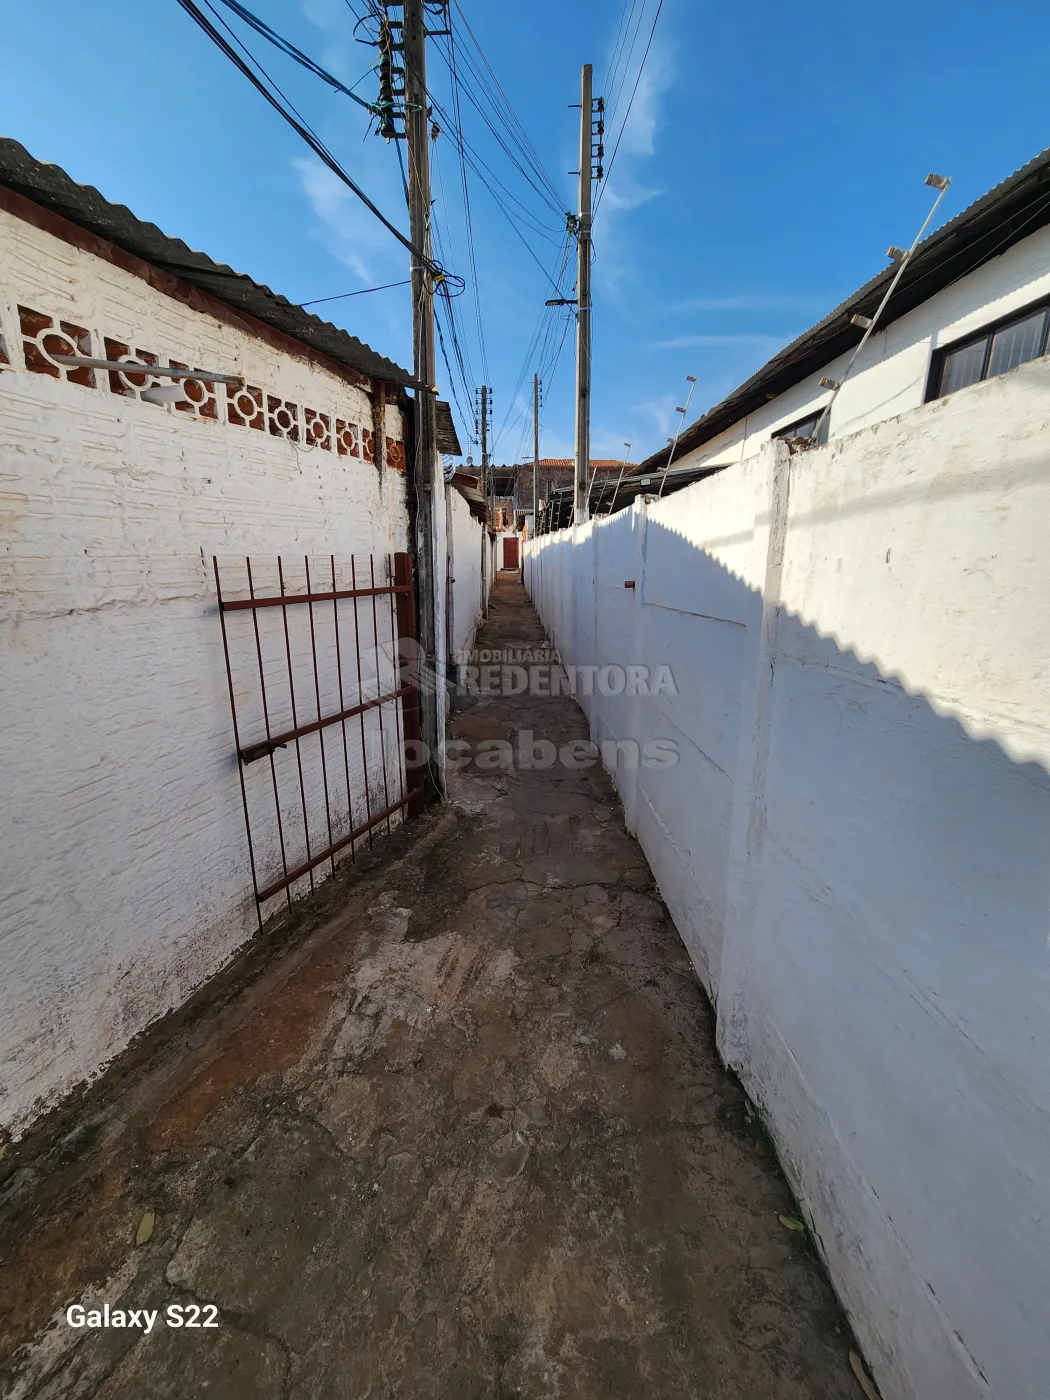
xmin=631 ymin=391 xmax=679 ymax=442
xmin=294 ymin=154 xmax=409 ymax=287
xmin=299 ymin=0 xmax=364 ymax=85
xmin=591 ymin=426 xmax=639 ymax=459
xmin=594 ymin=19 xmax=674 ymax=287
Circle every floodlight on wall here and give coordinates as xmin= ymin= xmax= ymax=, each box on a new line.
xmin=850 ymin=314 xmax=873 ymax=329
xmin=886 ymin=246 xmax=907 ymax=262
xmin=819 ymin=377 xmax=841 ymax=391
xmin=925 ymin=173 xmax=951 ymax=191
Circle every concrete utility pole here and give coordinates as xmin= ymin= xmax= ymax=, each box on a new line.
xmin=402 ymin=0 xmax=443 ymax=790
xmin=480 ymin=383 xmax=490 ymax=515
xmin=532 ymin=373 xmax=540 ymax=534
xmin=480 ymin=384 xmax=490 ymax=611
xmin=573 ymin=63 xmax=593 ymax=526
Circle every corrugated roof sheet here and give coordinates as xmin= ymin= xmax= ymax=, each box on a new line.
xmin=637 ymin=145 xmax=1050 ymax=472
xmin=0 ymin=137 xmax=417 ymax=388
xmin=435 ymin=400 xmax=463 ymax=456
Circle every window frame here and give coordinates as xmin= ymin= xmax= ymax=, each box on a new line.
xmin=773 ymin=409 xmax=830 ymax=445
xmin=925 ymin=293 xmax=1050 ymax=403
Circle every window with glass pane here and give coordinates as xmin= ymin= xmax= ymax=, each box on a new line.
xmin=987 ymin=307 xmax=1049 ymax=378
xmin=937 ymin=338 xmax=987 ymax=396
xmin=775 ymin=412 xmax=829 ymax=444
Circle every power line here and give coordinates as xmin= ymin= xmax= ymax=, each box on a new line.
xmin=427 ymin=65 xmax=564 ymax=243
xmin=300 ymin=279 xmax=412 ymax=306
xmin=603 ymin=0 xmax=645 ymax=138
xmin=604 ymin=0 xmax=636 ymax=100
xmin=594 ymin=0 xmax=664 ymax=217
xmin=445 ymin=15 xmax=489 ymax=386
xmin=174 ymin=0 xmax=450 ymax=281
xmin=370 ymin=2 xmax=573 ymax=453
xmin=211 ymin=0 xmax=377 ymax=110
xmin=428 ymin=149 xmax=478 ymax=414
xmin=430 ymin=148 xmax=479 ymax=403
xmin=494 ymin=230 xmax=573 ymax=449
xmin=450 ymin=1 xmax=564 ymax=215
xmin=440 ymin=49 xmax=565 ymax=223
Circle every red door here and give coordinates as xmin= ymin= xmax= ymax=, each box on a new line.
xmin=502 ymin=536 xmax=519 ymax=570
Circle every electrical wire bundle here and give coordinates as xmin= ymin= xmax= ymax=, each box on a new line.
xmin=170 ymin=0 xmax=663 ymax=462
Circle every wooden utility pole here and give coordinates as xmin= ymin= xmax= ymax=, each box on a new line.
xmin=573 ymin=63 xmax=593 ymax=526
xmin=532 ymin=372 xmax=540 ymax=534
xmin=402 ymin=0 xmax=442 ymax=790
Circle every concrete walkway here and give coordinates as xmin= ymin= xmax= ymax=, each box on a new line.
xmin=1 ymin=577 xmax=859 ymax=1399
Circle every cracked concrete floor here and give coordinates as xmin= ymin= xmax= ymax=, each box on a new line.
xmin=0 ymin=576 xmax=861 ymax=1400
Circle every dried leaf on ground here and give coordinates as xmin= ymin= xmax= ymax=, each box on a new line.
xmin=849 ymin=1349 xmax=880 ymax=1399
xmin=135 ymin=1211 xmax=155 ymax=1246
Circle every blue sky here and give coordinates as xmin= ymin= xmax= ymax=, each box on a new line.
xmin=3 ymin=1 xmax=1049 ymax=465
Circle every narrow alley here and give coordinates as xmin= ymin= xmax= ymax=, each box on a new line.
xmin=0 ymin=578 xmax=857 ymax=1399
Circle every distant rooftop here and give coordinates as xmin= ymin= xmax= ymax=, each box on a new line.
xmin=491 ymin=459 xmax=637 ymax=472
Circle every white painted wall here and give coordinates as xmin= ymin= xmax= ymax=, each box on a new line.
xmin=0 ymin=211 xmax=411 ymax=1137
xmin=525 ymin=355 xmax=1050 ymax=1400
xmin=678 ymin=223 xmax=1050 ymax=471
xmin=449 ymin=485 xmax=484 ymax=656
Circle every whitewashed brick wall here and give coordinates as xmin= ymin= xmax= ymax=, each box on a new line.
xmin=0 ymin=208 xmax=411 ymax=1138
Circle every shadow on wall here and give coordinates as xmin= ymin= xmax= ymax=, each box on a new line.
xmin=528 ymin=504 xmax=1050 ymax=1400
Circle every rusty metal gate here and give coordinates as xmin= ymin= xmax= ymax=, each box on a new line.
xmin=214 ymin=552 xmax=425 ymax=927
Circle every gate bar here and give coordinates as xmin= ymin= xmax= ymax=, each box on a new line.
xmin=247 ymin=557 xmax=292 ymax=908
xmin=213 ymin=558 xmax=264 ymax=932
xmin=278 ymin=556 xmax=315 ymax=894
xmin=369 ymin=555 xmax=393 ymax=836
xmin=386 ymin=553 xmax=406 ymax=813
xmin=255 ymin=792 xmax=415 ymax=902
xmin=305 ymin=556 xmax=337 ymax=879
xmin=221 ymin=583 xmax=409 ymax=611
xmin=330 ymin=553 xmax=358 ymax=863
xmin=394 ymin=552 xmax=427 ymax=817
